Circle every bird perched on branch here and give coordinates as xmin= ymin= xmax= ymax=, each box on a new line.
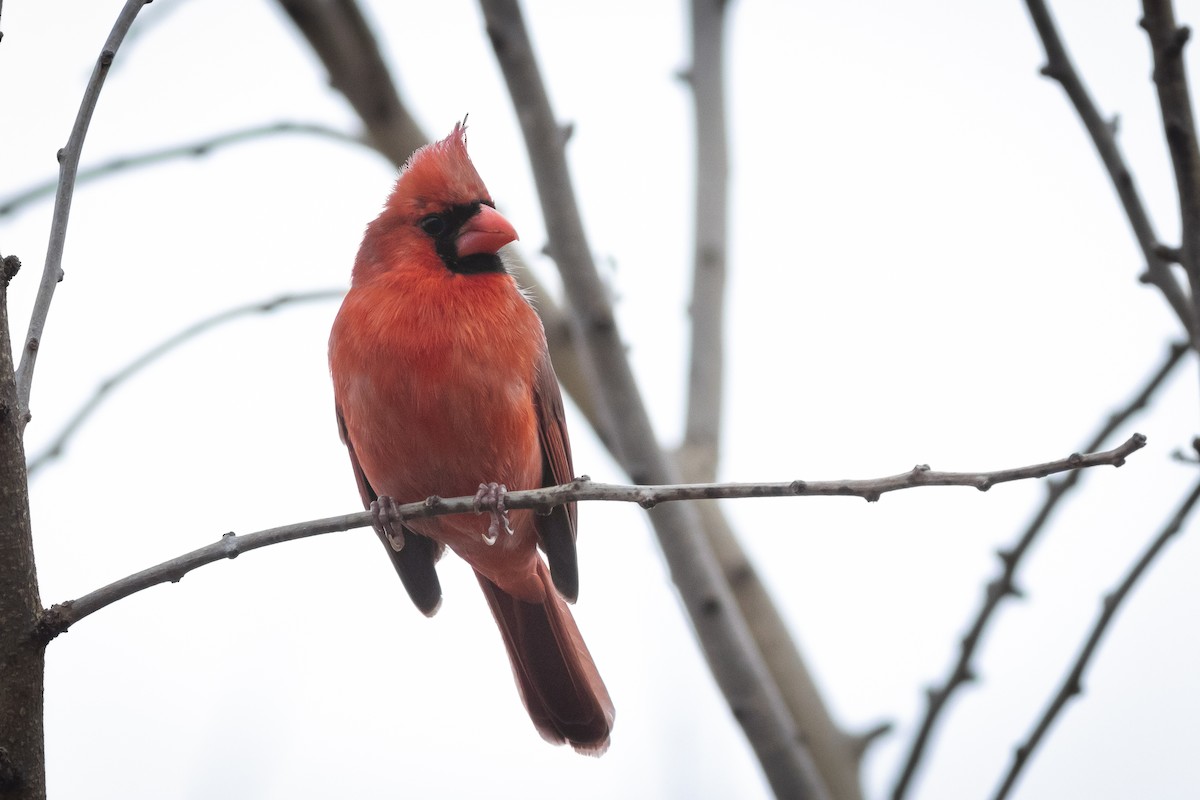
xmin=328 ymin=122 xmax=613 ymax=754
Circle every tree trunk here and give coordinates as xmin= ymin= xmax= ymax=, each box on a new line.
xmin=0 ymin=256 xmax=46 ymax=800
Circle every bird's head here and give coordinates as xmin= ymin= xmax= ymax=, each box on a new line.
xmin=353 ymin=122 xmax=519 ymax=283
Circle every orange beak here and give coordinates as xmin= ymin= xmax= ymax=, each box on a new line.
xmin=456 ymin=204 xmax=519 ymax=257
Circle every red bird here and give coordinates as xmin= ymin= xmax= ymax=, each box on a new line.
xmin=328 ymin=123 xmax=614 ymax=754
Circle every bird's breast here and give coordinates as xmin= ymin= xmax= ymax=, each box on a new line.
xmin=331 ymin=270 xmax=545 ymax=508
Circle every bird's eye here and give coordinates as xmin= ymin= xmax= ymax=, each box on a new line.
xmin=420 ymin=215 xmax=447 ymax=236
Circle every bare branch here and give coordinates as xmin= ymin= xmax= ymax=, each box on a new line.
xmin=681 ymin=0 xmax=729 ymax=483
xmin=0 ymin=122 xmax=367 ymax=216
xmin=892 ymin=342 xmax=1184 ymax=799
xmin=273 ymin=0 xmax=425 ymax=168
xmin=13 ymin=0 xmax=151 ymax=426
xmin=1141 ymin=0 xmax=1200 ymax=316
xmin=1024 ymin=0 xmax=1197 ymax=340
xmin=38 ymin=436 xmax=1145 ymax=641
xmin=991 ymin=475 xmax=1200 ymax=800
xmin=25 ymin=290 xmax=344 ymax=477
xmin=691 ymin=503 xmax=877 ymax=798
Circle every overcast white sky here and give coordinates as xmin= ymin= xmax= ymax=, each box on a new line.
xmin=2 ymin=1 xmax=1199 ymax=798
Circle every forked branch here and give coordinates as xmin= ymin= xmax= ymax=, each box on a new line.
xmin=1141 ymin=0 xmax=1200 ymax=307
xmin=1024 ymin=0 xmax=1196 ymax=339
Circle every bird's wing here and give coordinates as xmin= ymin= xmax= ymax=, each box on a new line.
xmin=336 ymin=404 xmax=443 ymax=616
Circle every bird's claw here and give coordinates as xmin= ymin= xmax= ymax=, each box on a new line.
xmin=370 ymin=496 xmax=405 ymax=552
xmin=474 ymin=482 xmax=513 ymax=545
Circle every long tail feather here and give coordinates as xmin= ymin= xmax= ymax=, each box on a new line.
xmin=476 ymin=559 xmax=614 ymax=755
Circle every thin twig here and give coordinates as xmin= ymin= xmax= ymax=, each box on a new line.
xmin=991 ymin=476 xmax=1200 ymax=800
xmin=1024 ymin=0 xmax=1196 ymax=341
xmin=37 ymin=437 xmax=1144 ymax=641
xmin=891 ymin=342 xmax=1185 ymax=799
xmin=13 ymin=0 xmax=151 ymax=426
xmin=478 ymin=1 xmax=829 ymax=796
xmin=0 ymin=122 xmax=367 ymax=216
xmin=25 ymin=290 xmax=344 ymax=477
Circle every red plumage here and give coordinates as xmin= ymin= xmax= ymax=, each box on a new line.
xmin=328 ymin=123 xmax=613 ymax=754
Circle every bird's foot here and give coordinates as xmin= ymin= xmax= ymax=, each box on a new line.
xmin=473 ymin=482 xmax=513 ymax=545
xmin=370 ymin=496 xmax=405 ymax=552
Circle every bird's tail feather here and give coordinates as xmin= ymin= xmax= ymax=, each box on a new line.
xmin=476 ymin=559 xmax=614 ymax=755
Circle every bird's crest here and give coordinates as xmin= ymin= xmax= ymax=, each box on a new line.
xmin=386 ymin=121 xmax=492 ymax=216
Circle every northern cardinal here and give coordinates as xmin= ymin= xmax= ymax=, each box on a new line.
xmin=328 ymin=123 xmax=614 ymax=754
